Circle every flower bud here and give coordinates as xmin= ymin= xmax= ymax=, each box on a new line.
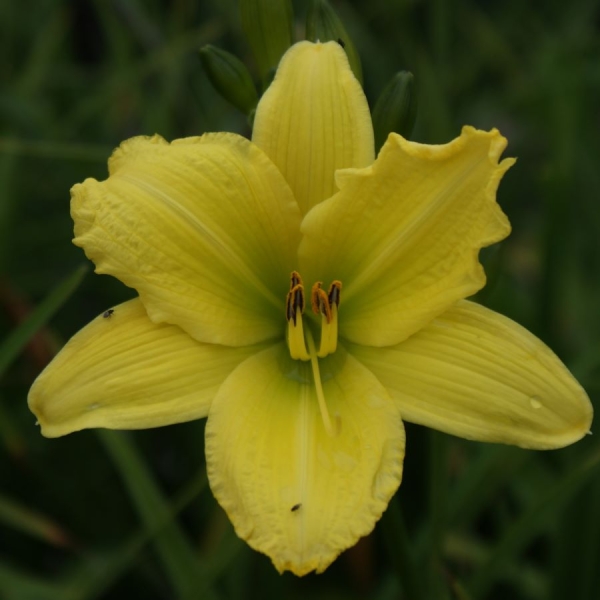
xmin=306 ymin=0 xmax=362 ymax=83
xmin=372 ymin=71 xmax=418 ymax=151
xmin=240 ymin=0 xmax=294 ymax=87
xmin=200 ymin=45 xmax=258 ymax=115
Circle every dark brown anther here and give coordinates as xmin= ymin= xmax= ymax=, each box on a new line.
xmin=286 ymin=284 xmax=305 ymax=325
xmin=310 ymin=281 xmax=339 ymax=323
xmin=286 ymin=292 xmax=295 ymax=324
xmin=310 ymin=282 xmax=323 ymax=315
xmin=311 ymin=282 xmax=332 ymax=323
xmin=328 ymin=281 xmax=342 ymax=308
xmin=290 ymin=270 xmax=302 ymax=289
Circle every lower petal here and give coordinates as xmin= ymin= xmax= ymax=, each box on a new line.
xmin=205 ymin=343 xmax=405 ymax=575
xmin=349 ymin=300 xmax=593 ymax=449
xmin=29 ymin=299 xmax=264 ymax=438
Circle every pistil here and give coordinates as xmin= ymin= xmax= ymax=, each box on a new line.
xmin=305 ymin=329 xmax=338 ymax=437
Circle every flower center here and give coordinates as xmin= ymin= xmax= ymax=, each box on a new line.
xmin=285 ymin=271 xmax=341 ymax=361
xmin=285 ymin=271 xmax=342 ymax=437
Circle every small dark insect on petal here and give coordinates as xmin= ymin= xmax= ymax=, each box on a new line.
xmin=103 ymin=309 xmax=115 ymax=319
xmin=291 ymin=503 xmax=301 ymax=512
xmin=337 ymin=38 xmax=346 ymax=48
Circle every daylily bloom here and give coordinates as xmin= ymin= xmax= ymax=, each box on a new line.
xmin=29 ymin=41 xmax=592 ymax=576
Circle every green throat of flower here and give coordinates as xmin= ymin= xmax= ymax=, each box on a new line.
xmin=286 ymin=272 xmax=342 ymax=437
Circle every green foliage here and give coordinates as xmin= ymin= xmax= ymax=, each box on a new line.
xmin=1 ymin=0 xmax=599 ymax=598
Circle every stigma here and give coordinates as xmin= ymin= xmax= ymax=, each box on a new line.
xmin=285 ymin=272 xmax=341 ymax=361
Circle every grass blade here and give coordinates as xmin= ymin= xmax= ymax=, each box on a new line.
xmin=0 ymin=265 xmax=88 ymax=379
xmin=98 ymin=430 xmax=218 ymax=600
xmin=0 ymin=560 xmax=67 ymax=600
xmin=381 ymin=496 xmax=426 ymax=600
xmin=0 ymin=493 xmax=72 ymax=548
xmin=63 ymin=468 xmax=211 ymax=600
xmin=468 ymin=446 xmax=600 ymax=598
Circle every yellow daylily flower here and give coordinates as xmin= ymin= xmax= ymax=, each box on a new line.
xmin=28 ymin=41 xmax=592 ymax=576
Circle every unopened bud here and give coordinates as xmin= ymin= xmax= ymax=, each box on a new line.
xmin=372 ymin=71 xmax=418 ymax=150
xmin=240 ymin=0 xmax=294 ymax=88
xmin=306 ymin=0 xmax=362 ymax=83
xmin=200 ymin=45 xmax=258 ymax=115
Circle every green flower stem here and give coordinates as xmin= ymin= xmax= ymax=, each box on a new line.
xmin=98 ymin=430 xmax=218 ymax=600
xmin=381 ymin=496 xmax=426 ymax=600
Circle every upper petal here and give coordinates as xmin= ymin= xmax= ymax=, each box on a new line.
xmin=349 ymin=300 xmax=593 ymax=449
xmin=299 ymin=127 xmax=514 ymax=347
xmin=29 ymin=299 xmax=264 ymax=437
xmin=72 ymin=133 xmax=302 ymax=346
xmin=252 ymin=41 xmax=374 ymax=215
xmin=205 ymin=343 xmax=404 ymax=575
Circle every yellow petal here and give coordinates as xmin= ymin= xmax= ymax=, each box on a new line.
xmin=205 ymin=343 xmax=404 ymax=575
xmin=28 ymin=299 xmax=264 ymax=438
xmin=349 ymin=300 xmax=593 ymax=449
xmin=299 ymin=127 xmax=514 ymax=347
xmin=72 ymin=133 xmax=302 ymax=346
xmin=252 ymin=41 xmax=374 ymax=215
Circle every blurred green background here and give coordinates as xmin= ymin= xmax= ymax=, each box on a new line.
xmin=1 ymin=0 xmax=599 ymax=598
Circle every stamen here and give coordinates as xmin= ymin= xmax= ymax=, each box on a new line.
xmin=286 ymin=273 xmax=310 ymax=360
xmin=290 ymin=270 xmax=302 ymax=289
xmin=324 ymin=280 xmax=341 ymax=355
xmin=328 ymin=281 xmax=342 ymax=308
xmin=306 ymin=329 xmax=338 ymax=437
xmin=311 ymin=282 xmax=331 ymax=323
xmin=310 ymin=281 xmax=341 ymax=357
xmin=285 ymin=274 xmax=341 ymax=361
xmin=286 ymin=284 xmax=304 ymax=324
